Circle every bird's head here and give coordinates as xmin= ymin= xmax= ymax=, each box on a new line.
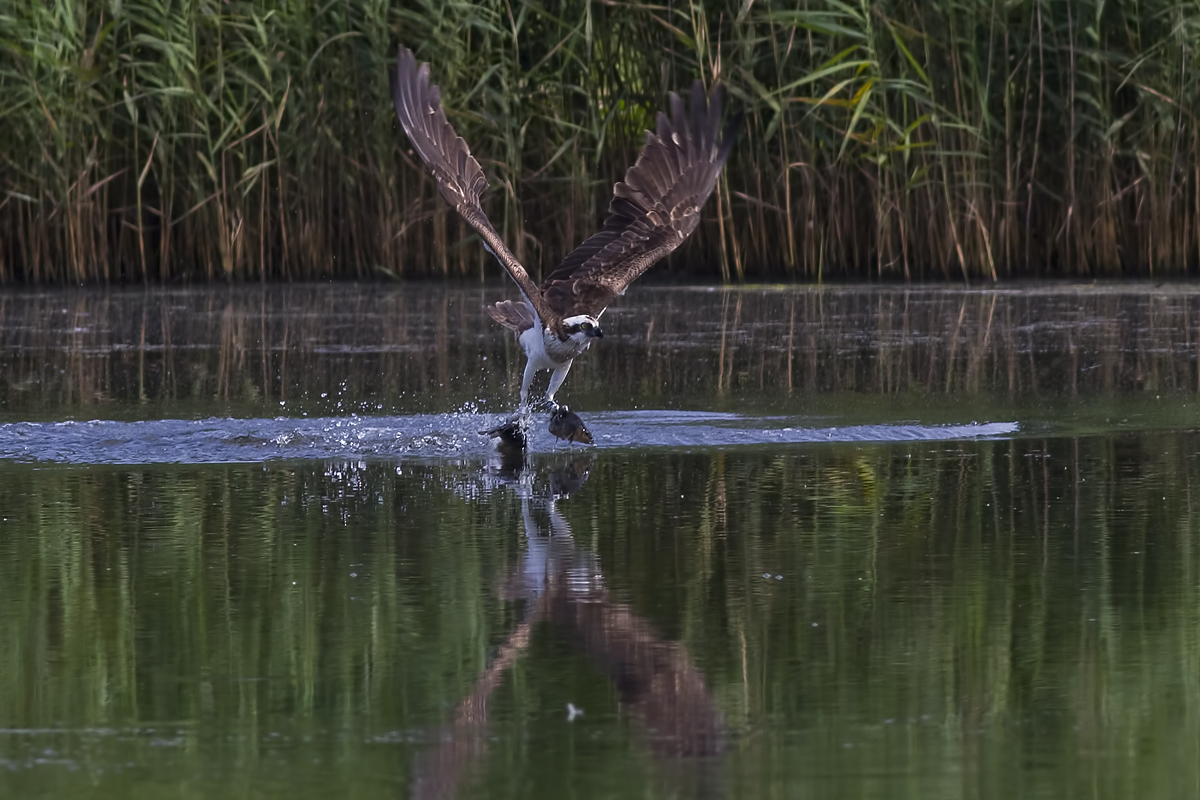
xmin=560 ymin=314 xmax=603 ymax=343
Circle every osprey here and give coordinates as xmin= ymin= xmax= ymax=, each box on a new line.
xmin=391 ymin=48 xmax=738 ymax=435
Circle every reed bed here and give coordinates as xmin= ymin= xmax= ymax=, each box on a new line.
xmin=1 ymin=0 xmax=1199 ymax=283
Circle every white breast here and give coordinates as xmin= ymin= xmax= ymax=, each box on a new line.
xmin=520 ymin=325 xmax=591 ymax=368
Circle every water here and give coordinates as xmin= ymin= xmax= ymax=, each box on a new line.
xmin=1 ymin=284 xmax=1198 ymax=799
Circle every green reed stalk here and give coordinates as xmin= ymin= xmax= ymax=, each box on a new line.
xmin=1 ymin=0 xmax=1199 ymax=284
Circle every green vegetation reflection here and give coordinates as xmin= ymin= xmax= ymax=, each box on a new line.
xmin=1 ymin=286 xmax=1197 ymax=424
xmin=2 ymin=434 xmax=1199 ymax=797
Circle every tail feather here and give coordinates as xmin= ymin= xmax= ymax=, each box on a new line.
xmin=486 ymin=300 xmax=536 ymax=334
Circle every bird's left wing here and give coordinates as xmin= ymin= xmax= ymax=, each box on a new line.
xmin=392 ymin=48 xmax=554 ymax=324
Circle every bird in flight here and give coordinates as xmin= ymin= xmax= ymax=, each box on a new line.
xmin=391 ymin=48 xmax=738 ymax=443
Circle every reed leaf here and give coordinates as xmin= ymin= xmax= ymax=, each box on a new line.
xmin=1 ymin=0 xmax=1199 ymax=283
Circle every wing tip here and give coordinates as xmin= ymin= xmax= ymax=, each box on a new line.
xmin=396 ymin=45 xmax=416 ymax=74
xmin=393 ymin=46 xmax=425 ymax=129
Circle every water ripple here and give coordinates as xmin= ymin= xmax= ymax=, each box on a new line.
xmin=0 ymin=412 xmax=1018 ymax=465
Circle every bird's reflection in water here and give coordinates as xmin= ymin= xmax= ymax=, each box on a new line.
xmin=412 ymin=450 xmax=725 ymax=799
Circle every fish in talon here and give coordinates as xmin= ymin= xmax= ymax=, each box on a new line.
xmin=549 ymin=407 xmax=593 ymax=445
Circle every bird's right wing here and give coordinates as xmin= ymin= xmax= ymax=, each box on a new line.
xmin=539 ymin=81 xmax=738 ymax=320
xmin=392 ymin=48 xmax=553 ymax=323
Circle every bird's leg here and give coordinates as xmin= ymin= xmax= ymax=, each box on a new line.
xmin=543 ymin=362 xmax=574 ymax=414
xmin=518 ymin=357 xmax=538 ymax=418
xmin=482 ymin=356 xmax=537 ymax=450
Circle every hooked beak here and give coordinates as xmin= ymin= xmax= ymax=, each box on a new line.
xmin=589 ymin=327 xmax=604 ymax=339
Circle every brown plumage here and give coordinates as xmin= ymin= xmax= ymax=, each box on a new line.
xmin=392 ymin=47 xmax=738 ymax=335
xmin=485 ymin=299 xmax=536 ymax=334
xmin=538 ymin=79 xmax=739 ymax=322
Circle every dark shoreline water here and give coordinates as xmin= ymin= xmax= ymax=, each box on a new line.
xmin=2 ymin=283 xmax=1198 ymax=422
xmin=1 ymin=285 xmax=1198 ymax=799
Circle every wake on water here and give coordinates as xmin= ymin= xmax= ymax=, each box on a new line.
xmin=0 ymin=411 xmax=1018 ymax=465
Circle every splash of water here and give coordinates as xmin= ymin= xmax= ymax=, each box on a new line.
xmin=0 ymin=411 xmax=1018 ymax=465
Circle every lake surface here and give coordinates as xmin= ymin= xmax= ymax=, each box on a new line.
xmin=1 ymin=284 xmax=1198 ymax=799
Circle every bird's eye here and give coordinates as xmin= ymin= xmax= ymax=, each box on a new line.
xmin=581 ymin=322 xmax=593 ymax=331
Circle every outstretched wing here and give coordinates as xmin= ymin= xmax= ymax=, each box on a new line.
xmin=540 ymin=81 xmax=739 ymax=320
xmin=392 ymin=48 xmax=554 ymax=323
